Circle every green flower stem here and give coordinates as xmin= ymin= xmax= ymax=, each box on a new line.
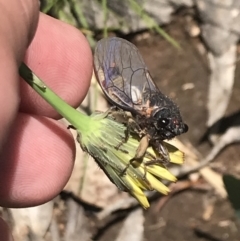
xmin=19 ymin=63 xmax=90 ymax=133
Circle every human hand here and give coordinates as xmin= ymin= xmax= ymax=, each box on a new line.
xmin=0 ymin=0 xmax=92 ymax=239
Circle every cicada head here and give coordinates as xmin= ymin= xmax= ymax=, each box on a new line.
xmin=152 ymin=106 xmax=188 ymax=140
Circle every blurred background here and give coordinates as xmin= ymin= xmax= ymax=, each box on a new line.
xmin=2 ymin=0 xmax=240 ymax=240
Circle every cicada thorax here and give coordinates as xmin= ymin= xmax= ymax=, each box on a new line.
xmin=142 ymin=92 xmax=188 ymax=139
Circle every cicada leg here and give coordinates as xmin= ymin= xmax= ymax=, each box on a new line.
xmin=120 ymin=117 xmax=144 ymax=144
xmin=144 ymin=140 xmax=170 ymax=167
xmin=120 ymin=135 xmax=159 ymax=190
xmin=120 ymin=134 xmax=150 ymax=176
xmin=120 ymin=134 xmax=154 ymax=189
xmin=107 ymin=107 xmax=144 ymax=150
xmin=67 ymin=125 xmax=76 ymax=130
xmin=106 ymin=106 xmax=128 ymax=122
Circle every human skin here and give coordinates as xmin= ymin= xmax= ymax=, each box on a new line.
xmin=0 ymin=0 xmax=92 ymax=239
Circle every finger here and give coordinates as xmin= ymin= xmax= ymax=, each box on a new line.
xmin=0 ymin=113 xmax=75 ymax=207
xmin=0 ymin=0 xmax=39 ymax=151
xmin=20 ymin=13 xmax=93 ymax=118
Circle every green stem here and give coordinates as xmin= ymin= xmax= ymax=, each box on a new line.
xmin=19 ymin=63 xmax=90 ymax=132
xmin=102 ymin=0 xmax=108 ymax=38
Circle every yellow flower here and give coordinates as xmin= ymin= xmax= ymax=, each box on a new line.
xmin=77 ymin=111 xmax=184 ymax=209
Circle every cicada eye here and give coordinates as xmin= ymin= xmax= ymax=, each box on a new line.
xmin=158 ymin=118 xmax=169 ymax=127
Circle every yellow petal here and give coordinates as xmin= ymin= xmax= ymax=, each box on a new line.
xmin=165 ymin=142 xmax=184 ymax=164
xmin=145 ymin=172 xmax=170 ymax=195
xmin=124 ymin=175 xmax=150 ymax=209
xmin=146 ymin=165 xmax=177 ymax=182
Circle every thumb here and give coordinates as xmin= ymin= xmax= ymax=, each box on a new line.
xmin=0 ymin=0 xmax=39 ymax=150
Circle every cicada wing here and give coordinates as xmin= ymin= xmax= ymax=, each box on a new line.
xmin=94 ymin=37 xmax=159 ymax=113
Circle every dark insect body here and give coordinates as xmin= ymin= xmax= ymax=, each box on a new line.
xmin=94 ymin=37 xmax=188 ymax=169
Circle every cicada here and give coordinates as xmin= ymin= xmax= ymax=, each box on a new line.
xmin=94 ymin=37 xmax=188 ymax=169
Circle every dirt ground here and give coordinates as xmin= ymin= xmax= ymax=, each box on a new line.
xmin=98 ymin=16 xmax=240 ymax=241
